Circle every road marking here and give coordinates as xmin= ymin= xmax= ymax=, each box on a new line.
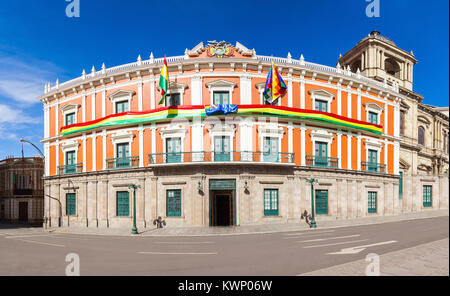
xmin=297 ymin=234 xmax=361 ymax=243
xmin=153 ymin=241 xmax=214 ymax=244
xmin=15 ymin=239 xmax=65 ymax=248
xmin=303 ymin=239 xmax=368 ymax=248
xmin=5 ymin=234 xmax=57 ymax=239
xmin=138 ymin=252 xmax=217 ymax=255
xmin=327 ymin=240 xmax=397 ymax=255
xmin=283 ymin=230 xmax=335 ymax=236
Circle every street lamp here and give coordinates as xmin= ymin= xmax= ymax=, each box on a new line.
xmin=20 ymin=139 xmax=44 ymax=158
xmin=128 ymin=184 xmax=141 ymax=234
xmin=306 ymin=178 xmax=318 ymax=228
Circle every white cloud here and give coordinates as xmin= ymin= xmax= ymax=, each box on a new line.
xmin=0 ymin=104 xmax=36 ymax=123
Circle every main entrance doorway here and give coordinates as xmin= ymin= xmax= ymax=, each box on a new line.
xmin=209 ymin=179 xmax=236 ymax=226
xmin=19 ymin=202 xmax=28 ymax=222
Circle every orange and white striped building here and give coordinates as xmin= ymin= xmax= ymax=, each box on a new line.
xmin=40 ymin=39 xmax=418 ymax=229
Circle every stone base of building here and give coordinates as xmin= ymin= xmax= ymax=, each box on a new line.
xmin=43 ymin=165 xmax=449 ymax=229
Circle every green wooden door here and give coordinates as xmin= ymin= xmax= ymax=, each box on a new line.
xmin=214 ymin=136 xmax=230 ymax=161
xmin=263 ymin=137 xmax=279 ymax=162
xmin=66 ymin=193 xmax=76 ymax=215
xmin=65 ymin=151 xmax=76 ymax=174
xmin=213 ymin=91 xmax=230 ymax=105
xmin=116 ymin=191 xmax=129 ymax=216
xmin=315 ymin=141 xmax=328 ymax=167
xmin=368 ymin=192 xmax=377 ymax=213
xmin=166 ymin=138 xmax=181 ymax=163
xmin=167 ymin=189 xmax=182 ymax=217
xmin=368 ymin=149 xmax=378 ymax=172
xmin=116 ymin=143 xmax=130 ymax=168
xmin=423 ymin=185 xmax=432 ymax=207
xmin=264 ymin=189 xmax=279 ymax=216
xmin=315 ymin=190 xmax=328 ymax=215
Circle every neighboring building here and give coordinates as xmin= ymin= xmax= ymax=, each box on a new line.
xmin=0 ymin=157 xmax=44 ymax=224
xmin=39 ymin=35 xmax=448 ymax=229
xmin=339 ymin=30 xmax=449 ymax=213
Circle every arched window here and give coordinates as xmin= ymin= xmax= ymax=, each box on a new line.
xmin=418 ymin=126 xmax=425 ymax=146
xmin=350 ymin=60 xmax=361 ymax=73
xmin=385 ymin=58 xmax=400 ymax=78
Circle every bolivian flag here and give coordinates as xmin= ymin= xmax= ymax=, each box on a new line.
xmin=158 ymin=56 xmax=169 ymax=105
xmin=263 ymin=62 xmax=287 ymax=104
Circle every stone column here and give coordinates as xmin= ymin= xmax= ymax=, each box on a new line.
xmin=87 ymin=181 xmax=98 ymax=227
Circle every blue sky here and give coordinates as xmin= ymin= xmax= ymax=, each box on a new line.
xmin=0 ymin=0 xmax=448 ymax=158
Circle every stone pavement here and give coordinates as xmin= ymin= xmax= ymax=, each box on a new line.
xmin=300 ymin=238 xmax=449 ymax=276
xmin=41 ymin=209 xmax=449 ymax=237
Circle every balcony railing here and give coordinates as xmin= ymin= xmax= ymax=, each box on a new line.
xmin=58 ymin=163 xmax=83 ymax=175
xmin=361 ymin=161 xmax=386 ymax=173
xmin=106 ymin=156 xmax=139 ymax=169
xmin=148 ymin=151 xmax=295 ymax=165
xmin=306 ymin=155 xmax=339 ymax=168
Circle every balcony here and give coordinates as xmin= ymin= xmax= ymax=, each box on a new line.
xmin=106 ymin=156 xmax=139 ymax=169
xmin=361 ymin=161 xmax=386 ymax=173
xmin=148 ymin=151 xmax=295 ymax=165
xmin=13 ymin=188 xmax=33 ymax=196
xmin=58 ymin=163 xmax=83 ymax=175
xmin=306 ymin=155 xmax=339 ymax=168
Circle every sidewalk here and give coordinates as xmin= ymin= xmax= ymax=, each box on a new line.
xmin=44 ymin=209 xmax=449 ymax=237
xmin=300 ymin=238 xmax=449 ymax=276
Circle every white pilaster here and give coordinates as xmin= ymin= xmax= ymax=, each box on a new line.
xmin=394 ymin=142 xmax=399 ymax=175
xmin=150 ymin=76 xmax=155 ymax=110
xmin=191 ymin=75 xmax=203 ymax=105
xmin=337 ymin=84 xmax=341 ymax=116
xmin=394 ymin=103 xmax=400 ymax=137
xmin=357 ymin=133 xmax=361 ymax=170
xmin=55 ymin=99 xmax=59 ymax=136
xmin=288 ymin=77 xmax=293 ymax=108
xmin=91 ymin=91 xmax=96 ymax=121
xmin=151 ymin=123 xmax=156 ymax=154
xmin=384 ymin=102 xmax=388 ymax=134
xmin=82 ymin=93 xmax=86 ymax=122
xmin=82 ymin=134 xmax=86 ymax=172
xmin=101 ymin=88 xmax=106 ymax=117
xmin=347 ymin=132 xmax=352 ymax=170
xmin=337 ymin=132 xmax=341 ymax=168
xmin=44 ymin=143 xmax=50 ymax=176
xmin=347 ymin=88 xmax=352 ymax=118
xmin=92 ymin=132 xmax=96 ymax=171
xmin=300 ymin=77 xmax=305 ymax=109
xmin=300 ymin=124 xmax=306 ymax=166
xmin=138 ymin=81 xmax=143 ymax=111
xmin=239 ymin=76 xmax=252 ymax=105
xmin=288 ymin=122 xmax=293 ymax=154
xmin=138 ymin=125 xmax=144 ymax=167
xmin=102 ymin=130 xmax=106 ymax=170
xmin=357 ymin=91 xmax=361 ymax=121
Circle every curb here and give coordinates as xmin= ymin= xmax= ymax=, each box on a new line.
xmin=43 ymin=211 xmax=449 ymax=237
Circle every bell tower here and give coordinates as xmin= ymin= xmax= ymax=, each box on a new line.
xmin=339 ymin=31 xmax=417 ymax=91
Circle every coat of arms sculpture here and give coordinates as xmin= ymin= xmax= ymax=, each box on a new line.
xmin=206 ymin=40 xmax=234 ymax=58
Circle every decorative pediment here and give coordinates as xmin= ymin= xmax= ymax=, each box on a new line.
xmin=159 ymin=125 xmax=188 ymax=139
xmin=110 ymin=131 xmax=135 ymax=143
xmin=156 ymin=81 xmax=188 ymax=92
xmin=417 ymin=164 xmax=432 ymax=173
xmin=61 ymin=140 xmax=79 ymax=152
xmin=60 ymin=103 xmax=80 ymax=113
xmin=235 ymin=42 xmax=254 ymax=57
xmin=310 ymin=129 xmax=334 ymax=144
xmin=364 ymin=102 xmax=384 ymax=112
xmin=308 ymin=89 xmax=335 ymax=99
xmin=258 ymin=125 xmax=285 ymax=137
xmin=400 ymin=100 xmax=410 ymax=111
xmin=418 ymin=115 xmax=431 ymax=126
xmin=108 ymin=89 xmax=135 ymax=100
xmin=205 ymin=79 xmax=237 ymax=89
xmin=399 ymin=158 xmax=410 ymax=170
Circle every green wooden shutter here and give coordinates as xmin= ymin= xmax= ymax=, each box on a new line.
xmin=368 ymin=192 xmax=377 ymax=213
xmin=369 ymin=111 xmax=378 ymax=124
xmin=66 ymin=193 xmax=76 ymax=215
xmin=65 ymin=113 xmax=75 ymax=125
xmin=116 ymin=191 xmax=130 ymax=216
xmin=167 ymin=189 xmax=182 ymax=217
xmin=315 ymin=190 xmax=328 ymax=215
xmin=423 ymin=185 xmax=432 ymax=207
xmin=264 ymin=189 xmax=279 ymax=216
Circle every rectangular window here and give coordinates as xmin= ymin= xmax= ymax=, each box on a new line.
xmin=315 ymin=190 xmax=328 ymax=215
xmin=65 ymin=112 xmax=75 ymax=126
xmin=166 ymin=137 xmax=181 ymax=163
xmin=263 ymin=137 xmax=279 ymax=162
xmin=116 ymin=191 xmax=129 ymax=216
xmin=315 ymin=100 xmax=328 ymax=112
xmin=264 ymin=189 xmax=279 ymax=216
xmin=165 ymin=93 xmax=180 ymax=106
xmin=368 ymin=192 xmax=377 ymax=213
xmin=166 ymin=189 xmax=182 ymax=217
xmin=66 ymin=193 xmax=76 ymax=216
xmin=213 ymin=91 xmax=230 ymax=105
xmin=399 ymin=172 xmax=403 ymax=199
xmin=214 ymin=136 xmax=230 ymax=161
xmin=65 ymin=151 xmax=76 ymax=174
xmin=368 ymin=149 xmax=378 ymax=172
xmin=423 ymin=185 xmax=432 ymax=207
xmin=115 ymin=101 xmax=129 ymax=113
xmin=368 ymin=111 xmax=378 ymax=124
xmin=314 ymin=141 xmax=328 ymax=167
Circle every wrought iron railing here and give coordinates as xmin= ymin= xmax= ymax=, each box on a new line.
xmin=106 ymin=156 xmax=139 ymax=169
xmin=58 ymin=163 xmax=83 ymax=175
xmin=361 ymin=161 xmax=386 ymax=173
xmin=148 ymin=151 xmax=295 ymax=165
xmin=305 ymin=155 xmax=339 ymax=168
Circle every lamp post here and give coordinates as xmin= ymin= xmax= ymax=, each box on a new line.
xmin=128 ymin=184 xmax=141 ymax=234
xmin=20 ymin=139 xmax=44 ymax=158
xmin=306 ymin=178 xmax=318 ymax=228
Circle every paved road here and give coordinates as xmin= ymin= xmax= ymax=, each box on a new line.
xmin=0 ymin=216 xmax=448 ymax=275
